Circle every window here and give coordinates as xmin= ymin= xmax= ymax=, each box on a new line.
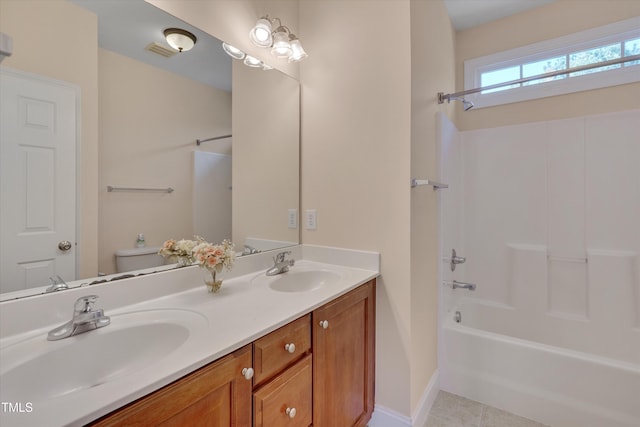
xmin=464 ymin=17 xmax=640 ymax=108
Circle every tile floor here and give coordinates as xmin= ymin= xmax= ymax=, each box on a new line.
xmin=424 ymin=391 xmax=550 ymax=427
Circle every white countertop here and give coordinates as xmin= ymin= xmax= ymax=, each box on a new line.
xmin=0 ymin=245 xmax=379 ymax=427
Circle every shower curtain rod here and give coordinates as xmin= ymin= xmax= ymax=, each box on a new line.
xmin=438 ymin=54 xmax=640 ymax=103
xmin=196 ymin=134 xmax=232 ymax=146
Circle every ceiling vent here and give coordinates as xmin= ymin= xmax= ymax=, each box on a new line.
xmin=145 ymin=42 xmax=177 ymax=58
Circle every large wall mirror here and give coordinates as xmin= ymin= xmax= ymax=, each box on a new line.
xmin=0 ymin=0 xmax=300 ymax=301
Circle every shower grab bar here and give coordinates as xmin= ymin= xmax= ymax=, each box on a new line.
xmin=548 ymin=255 xmax=587 ymax=263
xmin=410 ymin=178 xmax=449 ymax=189
xmin=107 ymin=186 xmax=174 ymax=194
xmin=438 ymin=54 xmax=640 ymax=102
xmin=443 ymin=280 xmax=476 ymax=291
xmin=196 ymin=134 xmax=232 ymax=146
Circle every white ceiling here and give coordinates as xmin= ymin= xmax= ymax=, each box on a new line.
xmin=70 ymin=0 xmax=232 ymax=92
xmin=444 ymin=0 xmax=557 ymax=31
xmin=69 ymin=0 xmax=557 ymax=92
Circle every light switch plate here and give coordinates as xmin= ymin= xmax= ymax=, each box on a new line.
xmin=288 ymin=209 xmax=297 ymax=229
xmin=305 ymin=209 xmax=317 ymax=230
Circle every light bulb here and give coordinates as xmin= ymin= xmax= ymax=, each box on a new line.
xmin=249 ymin=18 xmax=273 ymax=47
xmin=271 ymin=30 xmax=292 ymax=59
xmin=243 ymin=55 xmax=263 ymax=68
xmin=222 ymin=42 xmax=245 ymax=60
xmin=288 ymin=38 xmax=307 ymax=62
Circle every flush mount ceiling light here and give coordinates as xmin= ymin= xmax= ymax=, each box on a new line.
xmin=249 ymin=15 xmax=308 ymax=63
xmin=164 ymin=28 xmax=197 ymax=52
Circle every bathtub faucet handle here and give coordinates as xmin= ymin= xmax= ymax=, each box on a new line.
xmin=450 ymin=249 xmax=466 ymax=271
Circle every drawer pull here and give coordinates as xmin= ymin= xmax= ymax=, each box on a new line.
xmin=284 ymin=343 xmax=296 ymax=353
xmin=319 ymin=320 xmax=329 ymax=329
xmin=285 ymin=407 xmax=297 ymax=418
xmin=241 ymin=367 xmax=254 ymax=380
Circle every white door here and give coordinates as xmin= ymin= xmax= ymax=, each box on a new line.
xmin=0 ymin=68 xmax=78 ymax=293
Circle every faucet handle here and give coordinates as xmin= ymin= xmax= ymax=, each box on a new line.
xmin=73 ymin=295 xmax=99 ymax=314
xmin=274 ymin=250 xmax=292 ymax=263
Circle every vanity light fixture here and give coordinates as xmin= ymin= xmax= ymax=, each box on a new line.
xmin=271 ymin=27 xmax=292 ymax=58
xmin=222 ymin=42 xmax=245 ymax=60
xmin=249 ymin=15 xmax=308 ymax=62
xmin=164 ymin=28 xmax=197 ymax=52
xmin=249 ymin=17 xmax=274 ymax=47
xmin=243 ymin=55 xmax=263 ymax=68
xmin=223 ymin=43 xmax=272 ymax=71
xmin=288 ymin=35 xmax=308 ymax=63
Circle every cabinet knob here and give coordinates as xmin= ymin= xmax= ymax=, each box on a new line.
xmin=241 ymin=367 xmax=254 ymax=380
xmin=284 ymin=343 xmax=296 ymax=353
xmin=319 ymin=320 xmax=329 ymax=329
xmin=285 ymin=407 xmax=297 ymax=418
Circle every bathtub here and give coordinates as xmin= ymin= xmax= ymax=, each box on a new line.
xmin=439 ymin=300 xmax=640 ymax=427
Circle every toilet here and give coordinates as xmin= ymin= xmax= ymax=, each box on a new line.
xmin=114 ymin=246 xmax=165 ymax=273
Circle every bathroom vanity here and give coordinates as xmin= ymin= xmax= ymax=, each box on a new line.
xmin=0 ymin=245 xmax=378 ymax=427
xmin=89 ymin=281 xmax=375 ymax=427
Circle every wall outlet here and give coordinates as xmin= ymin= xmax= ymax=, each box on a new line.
xmin=305 ymin=209 xmax=317 ymax=230
xmin=288 ymin=209 xmax=297 ymax=229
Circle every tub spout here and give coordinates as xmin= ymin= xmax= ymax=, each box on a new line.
xmin=452 ymin=280 xmax=476 ymax=291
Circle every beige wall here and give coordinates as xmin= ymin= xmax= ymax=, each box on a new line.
xmin=299 ymin=0 xmax=414 ymax=416
xmin=0 ymin=0 xmax=99 ymax=278
xmin=455 ymin=0 xmax=640 ymax=131
xmin=410 ymin=0 xmax=456 ymax=411
xmin=98 ymin=49 xmax=231 ymax=275
xmin=153 ymin=0 xmax=455 ymax=416
xmin=146 ymin=0 xmax=300 ymax=79
xmin=232 ymin=61 xmax=299 ymax=249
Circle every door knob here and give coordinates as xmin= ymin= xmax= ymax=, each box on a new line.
xmin=58 ymin=241 xmax=73 ymax=252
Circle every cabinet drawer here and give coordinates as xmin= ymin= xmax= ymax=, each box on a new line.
xmin=253 ymin=354 xmax=312 ymax=427
xmin=253 ymin=314 xmax=310 ymax=386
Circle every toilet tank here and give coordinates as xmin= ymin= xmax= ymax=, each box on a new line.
xmin=114 ymin=246 xmax=164 ymax=273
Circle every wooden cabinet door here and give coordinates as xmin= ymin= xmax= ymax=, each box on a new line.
xmin=90 ymin=345 xmax=253 ymax=427
xmin=253 ymin=354 xmax=313 ymax=427
xmin=312 ymin=280 xmax=376 ymax=427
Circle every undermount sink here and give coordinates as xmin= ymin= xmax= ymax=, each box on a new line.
xmin=260 ymin=269 xmax=342 ymax=293
xmin=0 ymin=309 xmax=207 ymax=403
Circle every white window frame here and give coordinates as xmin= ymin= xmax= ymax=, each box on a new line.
xmin=464 ymin=17 xmax=640 ymax=109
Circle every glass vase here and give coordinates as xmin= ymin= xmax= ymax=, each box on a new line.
xmin=204 ymin=269 xmax=223 ymax=293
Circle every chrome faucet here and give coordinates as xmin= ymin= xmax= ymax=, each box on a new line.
xmin=266 ymin=251 xmax=295 ymax=276
xmin=243 ymin=244 xmax=260 ymax=255
xmin=46 ymin=275 xmax=68 ymax=293
xmin=47 ymin=295 xmax=111 ymax=341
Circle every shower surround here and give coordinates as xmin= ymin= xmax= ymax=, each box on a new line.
xmin=438 ymin=110 xmax=640 ymax=427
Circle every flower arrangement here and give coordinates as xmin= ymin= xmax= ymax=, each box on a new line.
xmin=193 ymin=239 xmax=235 ymax=273
xmin=159 ymin=237 xmax=235 ymax=292
xmin=158 ymin=237 xmax=203 ymax=265
xmin=193 ymin=239 xmax=236 ymax=292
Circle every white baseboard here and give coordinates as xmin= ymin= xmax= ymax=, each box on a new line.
xmin=368 ymin=369 xmax=440 ymax=427
xmin=368 ymin=406 xmax=411 ymax=427
xmin=412 ymin=369 xmax=440 ymax=426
